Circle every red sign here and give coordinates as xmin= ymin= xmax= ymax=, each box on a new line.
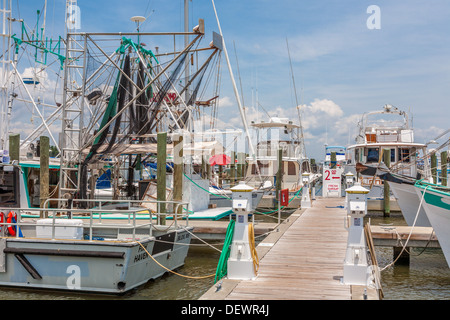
xmin=280 ymin=189 xmax=289 ymax=206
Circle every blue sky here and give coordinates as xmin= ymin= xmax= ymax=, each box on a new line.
xmin=7 ymin=0 xmax=450 ymax=161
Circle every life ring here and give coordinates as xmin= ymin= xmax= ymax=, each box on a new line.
xmin=7 ymin=211 xmax=16 ymax=237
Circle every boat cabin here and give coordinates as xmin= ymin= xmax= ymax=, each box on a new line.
xmin=244 ymin=117 xmax=310 ymax=191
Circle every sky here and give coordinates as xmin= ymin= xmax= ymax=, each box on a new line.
xmin=4 ymin=0 xmax=450 ymax=161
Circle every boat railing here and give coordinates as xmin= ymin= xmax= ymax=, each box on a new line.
xmin=0 ymin=198 xmax=190 ymax=242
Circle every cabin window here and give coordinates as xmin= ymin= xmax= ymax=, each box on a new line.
xmin=399 ymin=148 xmax=410 ymax=163
xmin=367 ymin=148 xmax=379 ymax=162
xmin=288 ymin=162 xmax=297 ymax=175
xmin=251 ymin=161 xmax=270 ymax=175
xmin=353 ymin=149 xmax=359 ymax=164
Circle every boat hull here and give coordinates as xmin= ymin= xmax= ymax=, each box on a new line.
xmin=0 ymin=227 xmax=192 ymax=294
xmin=388 ymin=181 xmax=431 ymax=227
xmin=415 ymin=185 xmax=450 ymax=267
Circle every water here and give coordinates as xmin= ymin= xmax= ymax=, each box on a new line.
xmin=367 ymin=213 xmax=450 ymax=300
xmin=0 ymin=213 xmax=448 ymax=300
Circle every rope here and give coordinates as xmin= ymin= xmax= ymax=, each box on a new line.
xmin=248 ymin=223 xmax=259 ymax=275
xmin=380 ymin=185 xmax=429 ymax=272
xmin=180 ymin=226 xmax=222 ymax=253
xmin=136 ymin=240 xmax=216 ymax=280
xmin=184 ymin=173 xmax=231 ymax=199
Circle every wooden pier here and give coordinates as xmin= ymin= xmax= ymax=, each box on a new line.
xmin=200 ymin=197 xmax=381 ymax=300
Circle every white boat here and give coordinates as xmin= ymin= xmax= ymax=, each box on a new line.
xmin=324 ymin=145 xmax=347 ymax=168
xmin=346 ymin=105 xmax=429 ymax=201
xmin=414 ymin=180 xmax=450 ymax=267
xmin=0 ymin=161 xmax=193 ymax=293
xmin=244 ymin=117 xmax=311 ymax=194
xmin=357 ymin=164 xmax=431 ymax=227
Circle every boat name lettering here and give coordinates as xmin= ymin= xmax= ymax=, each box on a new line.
xmin=177 ymin=233 xmax=189 ymax=241
xmin=133 ymin=251 xmax=149 ymax=263
xmin=134 ymin=243 xmax=151 ymax=262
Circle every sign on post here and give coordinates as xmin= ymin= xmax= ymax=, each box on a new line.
xmin=322 ymin=167 xmax=343 ymax=197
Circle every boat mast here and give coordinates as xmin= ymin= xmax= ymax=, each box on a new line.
xmin=210 ymin=0 xmax=257 ymax=163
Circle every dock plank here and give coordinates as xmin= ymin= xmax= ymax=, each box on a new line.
xmin=224 ymin=197 xmax=352 ymax=300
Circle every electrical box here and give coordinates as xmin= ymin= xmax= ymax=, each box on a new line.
xmin=230 ymin=182 xmax=254 ymax=214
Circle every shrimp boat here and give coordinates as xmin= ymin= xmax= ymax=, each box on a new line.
xmin=1 ymin=162 xmax=192 ymax=295
xmin=346 ymin=105 xmax=428 ymax=211
xmin=415 ymin=180 xmax=450 ymax=267
xmin=0 ymin=182 xmax=193 ymax=294
xmin=0 ymin=0 xmax=225 ymax=293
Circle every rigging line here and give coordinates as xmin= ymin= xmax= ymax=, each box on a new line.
xmin=137 ymin=240 xmax=216 ymax=279
xmin=233 ymin=41 xmax=245 ymax=109
xmin=380 ymin=185 xmax=429 ymax=272
xmin=79 ymin=35 xmax=202 ymax=153
xmin=286 ymin=38 xmax=306 ymax=154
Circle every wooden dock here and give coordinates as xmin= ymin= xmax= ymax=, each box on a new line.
xmin=200 ymin=197 xmax=380 ymax=300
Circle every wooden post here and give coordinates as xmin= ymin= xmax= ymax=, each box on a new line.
xmin=383 ymin=148 xmax=390 ymax=217
xmin=218 ymin=164 xmax=223 ymax=188
xmin=157 ymin=132 xmax=167 ymax=225
xmin=173 ymin=133 xmax=183 ymax=216
xmin=237 ymin=152 xmax=245 ymax=181
xmin=393 ymin=247 xmax=410 ymax=265
xmin=230 ymin=151 xmax=236 ymax=186
xmin=39 ymin=136 xmax=49 ymax=218
xmin=431 ymin=153 xmax=437 ymax=184
xmin=8 ymin=133 xmax=20 ymax=162
xmin=330 ymin=152 xmax=336 ymax=169
xmin=276 ymin=148 xmax=282 ymax=201
xmin=441 ymin=151 xmax=448 ymax=186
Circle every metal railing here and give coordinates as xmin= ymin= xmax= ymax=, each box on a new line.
xmin=0 ymin=198 xmax=190 ymax=242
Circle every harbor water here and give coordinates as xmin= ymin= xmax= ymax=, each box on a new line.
xmin=0 ymin=213 xmax=448 ymax=300
xmin=368 ymin=214 xmax=450 ymax=300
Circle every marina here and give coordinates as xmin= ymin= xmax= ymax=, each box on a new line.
xmin=0 ymin=0 xmax=449 ymax=305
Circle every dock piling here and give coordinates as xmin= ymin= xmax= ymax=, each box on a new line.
xmin=157 ymin=132 xmax=167 ymax=225
xmin=383 ymin=148 xmax=390 ymax=217
xmin=39 ymin=136 xmax=49 ymax=217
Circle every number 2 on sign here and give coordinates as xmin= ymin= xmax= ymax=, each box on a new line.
xmin=325 ymin=170 xmax=330 ymax=180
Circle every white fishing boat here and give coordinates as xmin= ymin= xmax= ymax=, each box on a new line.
xmin=414 ymin=180 xmax=450 ymax=267
xmin=0 ymin=187 xmax=193 ymax=294
xmin=356 ymin=163 xmax=431 ymax=227
xmin=244 ymin=117 xmax=311 ymax=194
xmin=346 ymin=105 xmax=428 ymax=207
xmin=324 ymin=145 xmax=347 ymax=168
